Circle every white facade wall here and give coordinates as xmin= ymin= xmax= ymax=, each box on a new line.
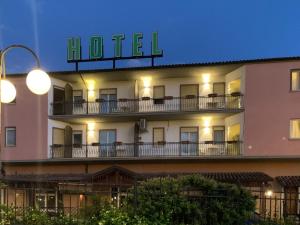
xmin=48 ymin=115 xmax=244 ymax=146
xmin=225 ymin=66 xmax=246 ymax=94
xmin=47 ymin=67 xmax=245 ymax=158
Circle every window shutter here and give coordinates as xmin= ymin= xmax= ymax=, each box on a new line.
xmin=153 ymin=86 xmax=165 ymax=99
xmin=153 ymin=128 xmax=164 ymax=142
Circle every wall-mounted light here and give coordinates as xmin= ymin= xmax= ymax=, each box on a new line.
xmin=202 ymin=117 xmax=212 ymax=135
xmin=87 ymin=122 xmax=95 ymax=137
xmin=86 ymin=80 xmax=96 ymax=99
xmin=265 ymin=189 xmax=273 ymax=197
xmin=142 ymin=77 xmax=152 ymax=88
xmin=201 ymin=73 xmax=211 ymax=91
xmin=87 ymin=122 xmax=95 ymax=131
xmin=202 ymin=73 xmax=210 ymax=83
xmin=79 ymin=194 xmax=84 ymax=201
xmin=88 ymin=90 xmax=95 ymax=98
xmin=141 ymin=77 xmax=152 ymax=97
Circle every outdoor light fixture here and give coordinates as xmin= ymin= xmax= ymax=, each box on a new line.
xmin=265 ymin=189 xmax=273 ymax=197
xmin=26 ymin=69 xmax=51 ymax=95
xmin=0 ymin=44 xmax=51 ymax=103
xmin=0 ymin=79 xmax=16 ymax=103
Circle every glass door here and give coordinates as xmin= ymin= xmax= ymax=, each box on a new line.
xmin=73 ymin=90 xmax=84 ymax=114
xmin=180 ymin=127 xmax=198 ymax=156
xmin=72 ymin=131 xmax=83 ymax=157
xmin=212 ymin=82 xmax=225 ymax=108
xmin=99 ymin=130 xmax=116 ymax=157
xmin=180 ymin=84 xmax=198 ymax=111
xmin=100 ymin=89 xmax=117 ymax=113
xmin=53 ymin=87 xmax=65 ymax=115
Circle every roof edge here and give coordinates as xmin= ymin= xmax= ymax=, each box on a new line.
xmin=6 ymin=56 xmax=300 ymax=77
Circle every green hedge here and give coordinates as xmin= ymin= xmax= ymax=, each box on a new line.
xmin=126 ymin=175 xmax=256 ymax=225
xmin=0 ymin=175 xmax=290 ymax=225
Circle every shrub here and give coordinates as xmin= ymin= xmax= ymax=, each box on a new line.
xmin=96 ymin=205 xmax=149 ymax=225
xmin=50 ymin=213 xmax=78 ymax=225
xmin=19 ymin=208 xmax=50 ymax=225
xmin=83 ymin=203 xmax=150 ymax=225
xmin=126 ymin=175 xmax=256 ymax=225
xmin=0 ymin=205 xmax=15 ymax=225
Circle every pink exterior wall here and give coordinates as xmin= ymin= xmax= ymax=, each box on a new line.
xmin=244 ymin=61 xmax=300 ymax=156
xmin=0 ymin=76 xmax=48 ymax=160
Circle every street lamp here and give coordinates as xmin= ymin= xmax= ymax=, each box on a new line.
xmin=0 ymin=44 xmax=51 ymax=103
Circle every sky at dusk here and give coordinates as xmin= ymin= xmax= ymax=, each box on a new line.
xmin=1 ymin=0 xmax=300 ymax=73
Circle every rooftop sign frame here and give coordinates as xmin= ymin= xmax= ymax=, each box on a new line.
xmin=67 ymin=32 xmax=163 ymax=71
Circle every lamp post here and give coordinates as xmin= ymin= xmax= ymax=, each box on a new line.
xmin=0 ymin=44 xmax=51 ymax=174
xmin=0 ymin=44 xmax=51 ymax=103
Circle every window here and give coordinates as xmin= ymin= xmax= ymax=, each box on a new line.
xmin=73 ymin=90 xmax=84 ymax=114
xmin=213 ymin=83 xmax=225 ymax=96
xmin=180 ymin=127 xmax=198 ymax=142
xmin=5 ymin=127 xmax=16 ymax=147
xmin=213 ymin=126 xmax=225 ymax=142
xmin=35 ymin=193 xmax=56 ymax=210
xmin=72 ymin=131 xmax=82 ymax=146
xmin=52 ymin=128 xmax=65 ymax=145
xmin=290 ymin=119 xmax=300 ymax=139
xmin=180 ymin=127 xmax=198 ymax=155
xmin=99 ymin=130 xmax=116 ymax=157
xmin=291 ymin=71 xmax=300 ymax=91
xmin=73 ymin=90 xmax=83 ymax=103
xmin=153 ymin=86 xmax=165 ymax=104
xmin=99 ymin=89 xmax=117 ymax=113
xmin=153 ymin=128 xmax=165 ymax=143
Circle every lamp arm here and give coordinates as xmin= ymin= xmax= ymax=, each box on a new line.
xmin=0 ymin=44 xmax=41 ymax=68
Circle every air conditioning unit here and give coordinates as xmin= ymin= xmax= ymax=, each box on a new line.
xmin=139 ymin=118 xmax=147 ymax=132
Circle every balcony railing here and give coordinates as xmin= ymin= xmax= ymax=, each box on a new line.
xmin=50 ymin=94 xmax=243 ymax=116
xmin=50 ymin=141 xmax=242 ymax=159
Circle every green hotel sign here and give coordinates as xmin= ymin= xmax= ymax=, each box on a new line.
xmin=67 ymin=32 xmax=163 ymax=61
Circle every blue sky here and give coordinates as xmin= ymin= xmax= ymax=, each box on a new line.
xmin=0 ymin=0 xmax=300 ymax=73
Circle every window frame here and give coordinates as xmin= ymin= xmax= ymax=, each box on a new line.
xmin=212 ymin=126 xmax=225 ymax=143
xmin=153 ymin=127 xmax=165 ymax=143
xmin=289 ymin=119 xmax=300 ymax=140
xmin=35 ymin=192 xmax=57 ymax=210
xmin=72 ymin=130 xmax=83 ymax=146
xmin=290 ymin=69 xmax=300 ymax=92
xmin=179 ymin=126 xmax=199 ymax=142
xmin=73 ymin=90 xmax=83 ymax=103
xmin=5 ymin=127 xmax=16 ymax=147
xmin=52 ymin=127 xmax=65 ymax=146
xmin=153 ymin=85 xmax=165 ymax=104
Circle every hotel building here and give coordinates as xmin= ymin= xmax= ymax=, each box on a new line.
xmin=1 ymin=57 xmax=300 ymax=216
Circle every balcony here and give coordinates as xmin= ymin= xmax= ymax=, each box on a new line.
xmin=50 ymin=141 xmax=242 ymax=159
xmin=50 ymin=94 xmax=244 ymax=117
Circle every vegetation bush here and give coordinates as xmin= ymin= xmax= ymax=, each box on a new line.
xmin=92 ymin=205 xmax=149 ymax=225
xmin=50 ymin=213 xmax=78 ymax=225
xmin=0 ymin=175 xmax=288 ymax=225
xmin=126 ymin=175 xmax=256 ymax=225
xmin=0 ymin=207 xmax=78 ymax=225
xmin=0 ymin=205 xmax=15 ymax=225
xmin=18 ymin=208 xmax=49 ymax=225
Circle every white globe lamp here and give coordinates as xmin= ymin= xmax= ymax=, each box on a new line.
xmin=0 ymin=79 xmax=16 ymax=103
xmin=26 ymin=69 xmax=51 ymax=95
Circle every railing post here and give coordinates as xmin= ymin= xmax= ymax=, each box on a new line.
xmin=86 ymin=101 xmax=89 ymax=114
